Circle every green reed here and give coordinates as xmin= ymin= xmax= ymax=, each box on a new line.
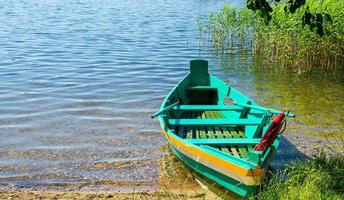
xmin=250 ymin=154 xmax=344 ymax=200
xmin=199 ymin=0 xmax=344 ymax=73
xmin=249 ymin=133 xmax=344 ymax=200
xmin=198 ymin=4 xmax=256 ymax=54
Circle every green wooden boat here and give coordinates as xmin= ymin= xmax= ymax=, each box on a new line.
xmin=152 ymin=60 xmax=294 ymax=197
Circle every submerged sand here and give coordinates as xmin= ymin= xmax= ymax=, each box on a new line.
xmin=0 ymin=146 xmax=222 ymax=200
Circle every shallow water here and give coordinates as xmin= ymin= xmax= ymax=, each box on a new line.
xmin=0 ymin=0 xmax=343 ymax=190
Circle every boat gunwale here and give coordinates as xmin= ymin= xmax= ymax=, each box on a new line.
xmin=158 ymin=73 xmax=267 ymax=176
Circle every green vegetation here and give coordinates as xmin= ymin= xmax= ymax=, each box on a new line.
xmin=199 ymin=0 xmax=344 ymax=74
xmin=199 ymin=4 xmax=255 ymax=53
xmin=251 ymin=154 xmax=344 ymax=200
xmin=249 ymin=134 xmax=344 ymax=200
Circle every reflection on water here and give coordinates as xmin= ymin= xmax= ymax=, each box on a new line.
xmin=0 ymin=0 xmax=343 ymax=191
xmin=215 ymin=54 xmax=344 ymax=136
xmin=0 ymin=0 xmax=228 ymax=190
xmin=252 ymin=68 xmax=344 ymax=135
xmin=216 ymin=55 xmax=344 ymax=165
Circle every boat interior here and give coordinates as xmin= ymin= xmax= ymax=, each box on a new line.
xmin=164 ymin=60 xmax=270 ymax=159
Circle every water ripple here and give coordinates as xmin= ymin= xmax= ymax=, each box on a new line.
xmin=0 ymin=0 xmax=231 ymax=189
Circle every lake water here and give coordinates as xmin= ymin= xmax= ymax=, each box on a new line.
xmin=0 ymin=0 xmax=343 ymax=191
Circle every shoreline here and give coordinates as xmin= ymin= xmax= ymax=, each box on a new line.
xmin=0 ymin=145 xmax=217 ymax=199
xmin=1 ymin=134 xmax=341 ymax=199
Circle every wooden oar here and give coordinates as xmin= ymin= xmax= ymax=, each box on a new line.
xmin=151 ymin=101 xmax=179 ymax=118
xmin=224 ymin=98 xmax=295 ymax=118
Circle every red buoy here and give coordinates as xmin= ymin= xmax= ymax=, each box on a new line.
xmin=255 ymin=113 xmax=286 ymax=152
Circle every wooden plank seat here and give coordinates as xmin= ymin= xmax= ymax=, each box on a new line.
xmin=184 ymin=138 xmax=260 ymax=145
xmin=174 ymin=105 xmax=242 ymax=111
xmin=168 ymin=118 xmax=262 ymax=127
xmin=175 ymin=126 xmax=252 ymax=158
xmin=172 ymin=111 xmax=256 ymax=158
xmin=185 ymin=86 xmax=218 ymax=90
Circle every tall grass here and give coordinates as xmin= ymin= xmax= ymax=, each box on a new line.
xmin=199 ymin=4 xmax=255 ymax=54
xmin=250 ymin=133 xmax=344 ymax=200
xmin=199 ymin=0 xmax=344 ymax=74
xmin=255 ymin=0 xmax=344 ymax=72
xmin=250 ymin=154 xmax=344 ymax=200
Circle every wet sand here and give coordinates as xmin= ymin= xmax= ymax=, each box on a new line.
xmin=0 ymin=146 xmax=219 ymax=199
xmin=0 ymin=190 xmax=214 ymax=200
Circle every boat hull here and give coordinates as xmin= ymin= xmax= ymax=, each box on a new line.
xmin=156 ymin=60 xmax=284 ymax=197
xmin=168 ymin=134 xmax=259 ymax=197
xmin=160 ymin=125 xmax=269 ymax=197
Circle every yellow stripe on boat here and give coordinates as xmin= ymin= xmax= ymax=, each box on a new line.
xmin=161 ymin=126 xmax=264 ymax=185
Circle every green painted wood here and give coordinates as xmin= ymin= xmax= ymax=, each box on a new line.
xmin=236 ymin=128 xmax=246 ymax=138
xmin=204 ymin=112 xmax=216 ymax=139
xmin=240 ymin=101 xmax=252 ymax=118
xmin=218 ymin=127 xmax=238 ymax=157
xmin=199 ymin=129 xmax=207 ymax=139
xmin=253 ymin=114 xmax=268 ymax=138
xmin=168 ymin=118 xmax=262 ymax=126
xmin=201 ymin=111 xmax=207 ymax=119
xmin=157 ymin=59 xmax=285 ymax=196
xmin=214 ymin=129 xmax=224 ymax=139
xmin=186 ymin=128 xmax=193 ymax=139
xmin=190 ymin=60 xmax=210 ymax=86
xmin=207 ymin=130 xmax=216 ymax=139
xmin=221 ymin=127 xmax=232 ymax=139
xmin=206 ymin=111 xmax=231 ymax=154
xmin=229 ymin=127 xmax=241 ymax=138
xmin=230 ymin=146 xmax=240 ymax=157
xmin=151 ymin=101 xmax=179 ymax=118
xmin=208 ymin=111 xmax=216 ymax=119
xmin=186 ymin=86 xmax=218 ymax=90
xmin=190 ymin=112 xmax=196 ymax=137
xmin=235 ymin=101 xmax=296 ymax=118
xmin=227 ymin=128 xmax=241 ymax=157
xmin=170 ymin=145 xmax=257 ymax=197
xmin=228 ymin=127 xmax=250 ymax=157
xmin=195 ymin=128 xmax=200 ymax=139
xmin=236 ymin=128 xmax=254 ymax=151
xmin=248 ymin=145 xmax=254 ymax=152
xmin=184 ymin=138 xmax=261 ymax=145
xmin=236 ymin=128 xmax=254 ymax=155
xmin=199 ymin=145 xmax=253 ymax=168
xmin=212 ymin=121 xmax=224 ymax=139
xmin=185 ymin=111 xmax=193 ymax=139
xmin=195 ymin=111 xmax=207 ymax=139
xmin=239 ymin=147 xmax=249 ymax=158
xmin=216 ymin=111 xmax=225 ymax=119
xmin=174 ymin=105 xmax=242 ymax=111
xmin=191 ymin=111 xmax=196 ymax=138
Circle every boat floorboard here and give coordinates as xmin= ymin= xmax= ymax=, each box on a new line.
xmin=173 ymin=111 xmax=252 ymax=158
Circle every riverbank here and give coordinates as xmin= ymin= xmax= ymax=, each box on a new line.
xmin=1 ymin=134 xmax=342 ymax=200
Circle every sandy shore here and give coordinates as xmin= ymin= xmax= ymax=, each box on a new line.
xmin=1 ymin=133 xmax=341 ymax=200
xmin=0 ymin=146 xmax=223 ymax=200
xmin=0 ymin=190 xmax=217 ymax=200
